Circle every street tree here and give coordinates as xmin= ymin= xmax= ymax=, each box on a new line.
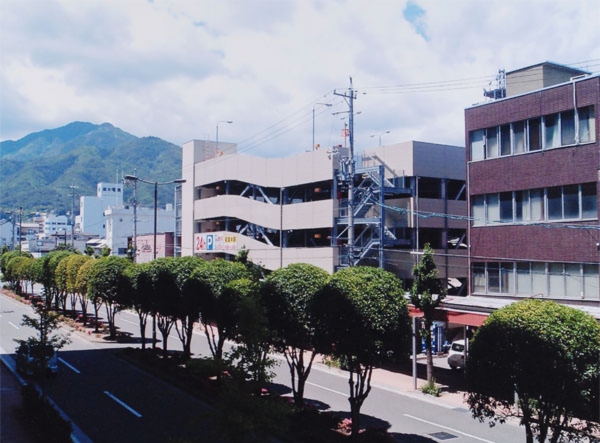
xmin=190 ymin=259 xmax=251 ymax=363
xmin=66 ymin=254 xmax=93 ymax=320
xmin=170 ymin=256 xmax=206 ymax=359
xmin=124 ymin=262 xmax=154 ymax=350
xmin=466 ymin=299 xmax=600 ymax=443
xmin=261 ymin=262 xmax=329 ymax=407
xmin=54 ymin=252 xmax=75 ymax=314
xmin=312 ymin=266 xmax=411 ymax=439
xmin=75 ymin=257 xmax=94 ymax=326
xmin=225 ymin=278 xmax=275 ymax=388
xmin=87 ymin=256 xmax=132 ymax=338
xmin=410 ymin=243 xmax=446 ymax=385
xmin=148 ymin=258 xmax=180 ymax=357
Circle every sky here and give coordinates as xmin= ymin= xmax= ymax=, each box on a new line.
xmin=1 ymin=0 xmax=599 ymax=158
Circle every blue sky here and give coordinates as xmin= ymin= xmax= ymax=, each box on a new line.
xmin=1 ymin=0 xmax=599 ymax=158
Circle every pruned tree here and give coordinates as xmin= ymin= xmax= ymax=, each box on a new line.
xmin=312 ymin=266 xmax=411 ymax=439
xmin=124 ymin=262 xmax=154 ymax=350
xmin=87 ymin=256 xmax=132 ymax=338
xmin=410 ymin=243 xmax=446 ymax=384
xmin=261 ymin=262 xmax=328 ymax=407
xmin=66 ymin=254 xmax=93 ymax=321
xmin=190 ymin=259 xmax=251 ymax=363
xmin=466 ymin=299 xmax=600 ymax=443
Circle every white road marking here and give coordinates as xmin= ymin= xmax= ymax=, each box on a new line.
xmin=119 ymin=318 xmax=138 ymax=326
xmin=58 ymin=358 xmax=81 ymax=374
xmin=8 ymin=321 xmax=19 ymax=329
xmin=306 ymin=381 xmax=347 ymax=397
xmin=404 ymin=414 xmax=496 ymax=443
xmin=104 ymin=391 xmax=142 ymax=418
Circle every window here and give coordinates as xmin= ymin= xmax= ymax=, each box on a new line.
xmin=548 ymin=263 xmax=565 ymax=298
xmin=499 ymin=192 xmax=513 ymax=222
xmin=544 ymin=114 xmax=560 ymax=149
xmin=561 ymin=110 xmax=576 ymax=145
xmin=565 ymin=263 xmax=581 ymax=298
xmin=578 ymin=106 xmax=595 ymax=143
xmin=513 ymin=121 xmax=526 ymax=154
xmin=531 ymin=262 xmax=546 ymax=296
xmin=528 ymin=118 xmax=542 ymax=151
xmin=487 ymin=263 xmax=500 ymax=293
xmin=485 ymin=127 xmax=498 ymax=159
xmin=530 ymin=189 xmax=544 ymax=221
xmin=515 ymin=190 xmax=526 ymax=221
xmin=582 ymin=182 xmax=597 ymax=218
xmin=472 ymin=196 xmax=485 ymax=226
xmin=516 ymin=263 xmax=532 ymax=294
xmin=547 ymin=186 xmax=562 ymax=220
xmin=500 ymin=125 xmax=511 ymax=156
xmin=583 ymin=264 xmax=599 ymax=300
xmin=473 ymin=263 xmax=486 ymax=293
xmin=487 ymin=194 xmax=499 ymax=223
xmin=563 ymin=185 xmax=579 ymax=219
xmin=500 ymin=263 xmax=514 ymax=293
xmin=470 ymin=130 xmax=485 ymax=161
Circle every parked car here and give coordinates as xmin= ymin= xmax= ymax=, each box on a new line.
xmin=15 ymin=343 xmax=59 ymax=376
xmin=447 ymin=339 xmax=466 ymax=370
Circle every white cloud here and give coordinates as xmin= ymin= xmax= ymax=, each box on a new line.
xmin=1 ymin=0 xmax=599 ymax=157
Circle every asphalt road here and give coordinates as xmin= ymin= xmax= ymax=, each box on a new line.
xmin=0 ymin=290 xmax=525 ymax=443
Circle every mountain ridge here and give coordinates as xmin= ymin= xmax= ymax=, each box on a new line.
xmin=0 ymin=122 xmax=182 ymax=216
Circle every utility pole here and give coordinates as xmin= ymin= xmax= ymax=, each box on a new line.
xmin=69 ymin=182 xmax=78 ymax=249
xmin=334 ymin=77 xmax=357 ymax=266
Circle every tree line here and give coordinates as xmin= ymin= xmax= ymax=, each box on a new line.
xmin=1 ymin=245 xmax=598 ymax=443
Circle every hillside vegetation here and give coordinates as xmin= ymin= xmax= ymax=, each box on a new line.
xmin=0 ymin=122 xmax=182 ymax=215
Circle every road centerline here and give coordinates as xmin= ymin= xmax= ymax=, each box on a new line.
xmin=58 ymin=357 xmax=81 ymax=374
xmin=104 ymin=391 xmax=143 ymax=418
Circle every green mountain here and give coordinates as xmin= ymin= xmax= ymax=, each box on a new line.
xmin=0 ymin=122 xmax=182 ymax=217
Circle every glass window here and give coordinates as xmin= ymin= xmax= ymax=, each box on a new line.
xmin=473 ymin=263 xmax=486 ymax=293
xmin=500 ymin=124 xmax=511 ymax=156
xmin=513 ymin=121 xmax=525 ymax=153
xmin=528 ymin=118 xmax=542 ymax=151
xmin=530 ymin=189 xmax=543 ymax=221
xmin=583 ymin=264 xmax=599 ymax=300
xmin=488 ymin=263 xmax=500 ymax=293
xmin=544 ymin=114 xmax=560 ymax=148
xmin=485 ymin=127 xmax=498 ymax=159
xmin=487 ymin=194 xmax=499 ymax=223
xmin=470 ymin=130 xmax=485 ymax=161
xmin=578 ymin=106 xmax=595 ymax=143
xmin=515 ymin=190 xmax=526 ymax=221
xmin=565 ymin=264 xmax=581 ymax=299
xmin=516 ymin=263 xmax=532 ymax=295
xmin=500 ymin=263 xmax=514 ymax=293
xmin=561 ymin=110 xmax=576 ymax=145
xmin=531 ymin=262 xmax=546 ymax=296
xmin=548 ymin=263 xmax=565 ymax=298
xmin=563 ymin=185 xmax=579 ymax=219
xmin=547 ymin=186 xmax=562 ymax=220
xmin=581 ymin=182 xmax=597 ymax=219
xmin=499 ymin=192 xmax=513 ymax=222
xmin=472 ymin=195 xmax=485 ymax=226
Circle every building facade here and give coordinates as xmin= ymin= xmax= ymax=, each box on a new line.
xmin=465 ymin=62 xmax=599 ymax=303
xmin=78 ymin=182 xmax=124 ymax=236
xmin=181 ymin=139 xmax=468 ymax=286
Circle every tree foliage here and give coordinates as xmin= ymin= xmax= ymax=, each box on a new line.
xmin=410 ymin=243 xmax=446 ymax=384
xmin=191 ymin=259 xmax=252 ymax=362
xmin=466 ymin=299 xmax=600 ymax=443
xmin=312 ymin=266 xmax=411 ymax=438
xmin=262 ymin=263 xmax=329 ymax=406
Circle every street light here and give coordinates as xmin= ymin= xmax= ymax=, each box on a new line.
xmin=124 ymin=175 xmax=186 ymax=261
xmin=216 ymin=120 xmax=233 ymax=154
xmin=124 ymin=174 xmax=186 ymax=350
xmin=312 ymin=103 xmax=332 ymax=150
xmin=370 ymin=130 xmax=391 ymax=147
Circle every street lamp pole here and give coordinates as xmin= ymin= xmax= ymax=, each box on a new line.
xmin=370 ymin=130 xmax=391 ymax=147
xmin=312 ymin=103 xmax=332 ymax=151
xmin=216 ymin=120 xmax=233 ymax=153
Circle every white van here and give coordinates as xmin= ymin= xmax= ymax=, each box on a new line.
xmin=447 ymin=339 xmax=466 ymax=370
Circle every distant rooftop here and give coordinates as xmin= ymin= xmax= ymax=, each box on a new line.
xmin=506 ymin=61 xmax=590 ymax=97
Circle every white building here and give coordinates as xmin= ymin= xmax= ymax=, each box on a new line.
xmin=78 ymin=182 xmax=124 ymax=236
xmin=43 ymin=214 xmax=71 ymax=236
xmin=0 ymin=219 xmax=15 ymax=248
xmin=181 ymin=139 xmax=467 ymax=287
xmin=104 ymin=204 xmax=175 ymax=256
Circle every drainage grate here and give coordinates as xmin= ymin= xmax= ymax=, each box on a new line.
xmin=429 ymin=431 xmax=458 ymax=440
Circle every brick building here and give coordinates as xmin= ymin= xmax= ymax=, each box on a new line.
xmin=465 ymin=62 xmax=599 ymax=304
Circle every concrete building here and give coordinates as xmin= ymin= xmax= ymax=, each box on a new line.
xmin=43 ymin=214 xmax=71 ymax=237
xmin=104 ymin=204 xmax=175 ymax=257
xmin=0 ymin=220 xmax=15 ymax=248
xmin=465 ymin=62 xmax=599 ymax=304
xmin=78 ymin=182 xmax=124 ymax=236
xmin=181 ymin=139 xmax=467 ymax=287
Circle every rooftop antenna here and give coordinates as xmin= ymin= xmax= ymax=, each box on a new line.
xmin=484 ymin=69 xmax=506 ymax=100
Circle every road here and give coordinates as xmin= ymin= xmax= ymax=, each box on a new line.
xmin=0 ymin=290 xmax=525 ymax=443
